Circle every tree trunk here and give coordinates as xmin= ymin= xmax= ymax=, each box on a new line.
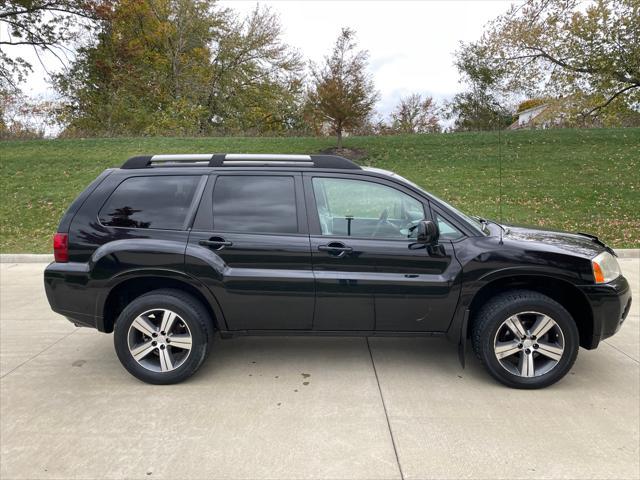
xmin=336 ymin=122 xmax=343 ymax=148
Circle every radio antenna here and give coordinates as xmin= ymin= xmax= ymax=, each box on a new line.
xmin=498 ymin=121 xmax=504 ymax=244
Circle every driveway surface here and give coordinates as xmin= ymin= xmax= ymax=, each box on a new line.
xmin=1 ymin=260 xmax=638 ymax=480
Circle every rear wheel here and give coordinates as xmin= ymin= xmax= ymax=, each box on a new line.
xmin=114 ymin=289 xmax=213 ymax=384
xmin=472 ymin=290 xmax=579 ymax=389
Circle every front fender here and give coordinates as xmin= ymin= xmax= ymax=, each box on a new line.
xmin=445 ymin=237 xmax=591 ymax=346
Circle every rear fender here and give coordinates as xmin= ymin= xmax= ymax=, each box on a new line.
xmin=90 ymin=239 xmax=227 ymax=330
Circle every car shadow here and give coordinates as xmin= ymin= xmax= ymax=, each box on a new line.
xmin=194 ymin=334 xmax=478 ymax=383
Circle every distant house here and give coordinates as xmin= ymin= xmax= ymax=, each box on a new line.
xmin=509 ymin=103 xmax=549 ymax=130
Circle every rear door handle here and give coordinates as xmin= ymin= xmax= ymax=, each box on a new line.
xmin=199 ymin=238 xmax=233 ymax=250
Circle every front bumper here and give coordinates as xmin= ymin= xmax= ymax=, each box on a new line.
xmin=579 ymin=274 xmax=632 ymax=348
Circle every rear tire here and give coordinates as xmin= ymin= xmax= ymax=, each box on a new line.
xmin=114 ymin=289 xmax=213 ymax=385
xmin=472 ymin=289 xmax=579 ymax=389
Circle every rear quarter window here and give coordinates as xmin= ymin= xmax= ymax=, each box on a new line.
xmin=99 ymin=175 xmax=201 ymax=230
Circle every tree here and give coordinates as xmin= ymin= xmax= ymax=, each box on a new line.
xmin=204 ymin=5 xmax=304 ymax=134
xmin=55 ymin=1 xmax=304 ymax=136
xmin=390 ymin=93 xmax=440 ymax=133
xmin=0 ymin=90 xmax=58 ymax=138
xmin=447 ymin=40 xmax=515 ymax=131
xmin=307 ymin=28 xmax=378 ymax=148
xmin=0 ymin=1 xmax=106 ymax=92
xmin=445 ymin=90 xmax=513 ymax=131
xmin=457 ymin=0 xmax=640 ymax=123
xmin=55 ymin=0 xmax=218 ymax=136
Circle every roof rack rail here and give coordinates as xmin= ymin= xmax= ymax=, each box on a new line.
xmin=121 ymin=153 xmax=361 ymax=170
xmin=223 ymin=154 xmax=313 ymax=167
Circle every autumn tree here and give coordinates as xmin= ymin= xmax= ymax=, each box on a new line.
xmin=307 ymin=28 xmax=378 ymax=148
xmin=457 ymin=0 xmax=640 ymax=124
xmin=55 ymin=0 xmax=217 ymax=136
xmin=0 ymin=1 xmax=107 ymax=92
xmin=390 ymin=93 xmax=440 ymax=133
xmin=55 ymin=1 xmax=303 ymax=136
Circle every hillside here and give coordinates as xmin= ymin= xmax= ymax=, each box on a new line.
xmin=1 ymin=128 xmax=638 ymax=252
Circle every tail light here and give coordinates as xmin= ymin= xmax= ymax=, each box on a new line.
xmin=53 ymin=233 xmax=69 ymax=262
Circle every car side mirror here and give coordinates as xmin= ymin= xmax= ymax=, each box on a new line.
xmin=417 ymin=220 xmax=439 ymax=244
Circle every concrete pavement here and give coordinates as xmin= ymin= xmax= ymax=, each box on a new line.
xmin=1 ymin=260 xmax=638 ymax=480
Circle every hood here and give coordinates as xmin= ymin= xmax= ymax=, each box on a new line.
xmin=502 ymin=225 xmax=612 ymax=259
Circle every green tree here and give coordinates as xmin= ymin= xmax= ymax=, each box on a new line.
xmin=447 ymin=41 xmax=514 ymax=131
xmin=457 ymin=0 xmax=640 ymax=124
xmin=307 ymin=28 xmax=378 ymax=148
xmin=203 ymin=5 xmax=304 ymax=134
xmin=445 ymin=90 xmax=513 ymax=132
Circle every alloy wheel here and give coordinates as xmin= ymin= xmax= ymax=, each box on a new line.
xmin=493 ymin=311 xmax=565 ymax=377
xmin=127 ymin=308 xmax=193 ymax=373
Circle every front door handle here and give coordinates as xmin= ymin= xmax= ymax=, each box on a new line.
xmin=318 ymin=243 xmax=353 ymax=257
xmin=199 ymin=238 xmax=233 ymax=250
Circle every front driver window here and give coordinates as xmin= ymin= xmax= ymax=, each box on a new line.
xmin=312 ymin=177 xmax=424 ymax=239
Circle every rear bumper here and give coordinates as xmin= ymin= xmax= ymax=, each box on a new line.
xmin=44 ymin=262 xmax=100 ymax=329
xmin=579 ymin=275 xmax=632 ymax=348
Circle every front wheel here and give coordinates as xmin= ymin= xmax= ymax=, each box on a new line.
xmin=114 ymin=289 xmax=213 ymax=384
xmin=472 ymin=290 xmax=579 ymax=389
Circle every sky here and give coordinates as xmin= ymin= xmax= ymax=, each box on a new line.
xmin=7 ymin=0 xmax=515 ymax=119
xmin=219 ymin=1 xmax=513 ymax=117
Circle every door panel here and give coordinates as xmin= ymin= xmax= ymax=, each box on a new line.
xmin=304 ymin=172 xmax=462 ymax=332
xmin=310 ymin=237 xmax=378 ymax=330
xmin=186 ymin=172 xmax=314 ymax=331
xmin=187 ymin=231 xmax=314 ymax=330
xmin=372 ymin=240 xmax=462 ymax=331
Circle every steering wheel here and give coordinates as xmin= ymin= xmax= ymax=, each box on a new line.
xmin=372 ymin=208 xmax=395 ymax=237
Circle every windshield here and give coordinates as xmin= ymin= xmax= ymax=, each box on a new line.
xmin=364 ymin=168 xmax=487 ymax=235
xmin=425 ymin=191 xmax=487 ymax=235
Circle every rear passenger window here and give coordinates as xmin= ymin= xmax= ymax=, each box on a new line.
xmin=99 ymin=176 xmax=201 ymax=230
xmin=212 ymin=176 xmax=297 ymax=234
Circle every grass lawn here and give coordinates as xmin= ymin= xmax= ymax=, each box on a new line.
xmin=1 ymin=128 xmax=638 ymax=252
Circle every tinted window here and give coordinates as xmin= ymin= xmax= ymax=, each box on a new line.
xmin=212 ymin=176 xmax=297 ymax=234
xmin=312 ymin=177 xmax=424 ymax=239
xmin=99 ymin=176 xmax=201 ymax=230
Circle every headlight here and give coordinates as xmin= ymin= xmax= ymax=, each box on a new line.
xmin=592 ymin=251 xmax=621 ymax=284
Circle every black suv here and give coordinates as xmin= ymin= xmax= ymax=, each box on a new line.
xmin=44 ymin=153 xmax=632 ymax=388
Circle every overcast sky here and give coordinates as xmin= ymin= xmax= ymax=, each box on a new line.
xmin=9 ymin=0 xmax=514 ymax=118
xmin=221 ymin=1 xmax=513 ymax=116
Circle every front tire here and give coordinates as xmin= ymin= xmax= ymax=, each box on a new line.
xmin=472 ymin=290 xmax=579 ymax=389
xmin=114 ymin=289 xmax=213 ymax=385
